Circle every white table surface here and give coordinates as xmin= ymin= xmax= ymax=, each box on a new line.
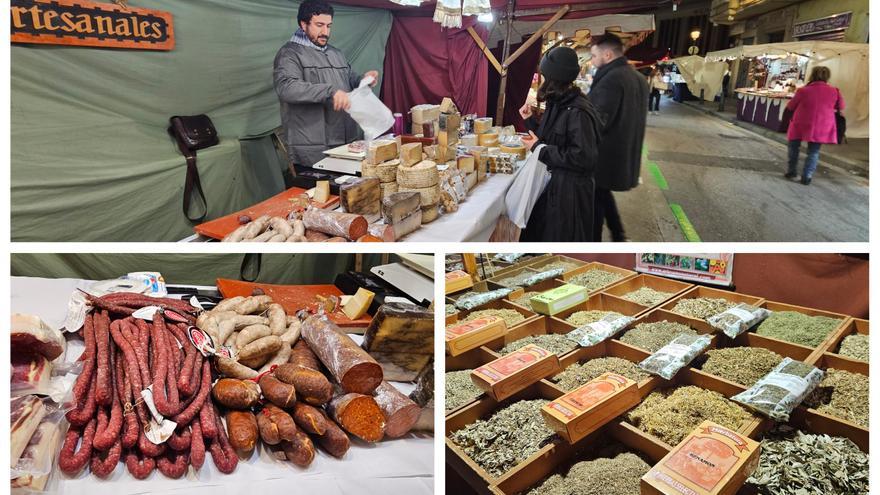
xmin=11 ymin=277 xmax=434 ymax=495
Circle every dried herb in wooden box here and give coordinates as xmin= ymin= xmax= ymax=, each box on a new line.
xmin=539 ymin=260 xmax=581 ymax=274
xmin=446 ymin=370 xmax=483 ymax=412
xmin=754 ymin=311 xmax=842 ymax=348
xmin=526 ymin=452 xmax=650 ymax=495
xmin=566 ymin=310 xmax=622 ymax=327
xmin=619 ymin=321 xmax=697 ymax=353
xmin=621 ymin=287 xmax=673 ymax=307
xmin=731 ymin=358 xmax=824 ymax=422
xmin=747 ymin=427 xmax=869 ymax=495
xmin=445 ymin=304 xmax=458 ymax=315
xmin=706 ymin=303 xmax=770 ymax=338
xmin=501 ymin=334 xmax=577 ymax=356
xmin=700 ymin=347 xmax=784 ymax=387
xmin=803 ymin=368 xmax=869 ymax=428
xmin=838 ymin=333 xmax=869 ymax=362
xmin=553 ymin=357 xmax=650 ymax=391
xmin=462 ymin=309 xmax=525 ymax=328
xmin=569 ymin=269 xmax=625 ymax=292
xmin=512 ymin=291 xmax=540 ymax=308
xmin=671 ymin=297 xmax=736 ymax=319
xmin=638 ymin=334 xmax=712 ymax=380
xmin=566 ymin=313 xmax=634 ymax=347
xmin=455 ymin=287 xmax=514 ymax=311
xmin=449 ymin=399 xmax=555 ymax=477
xmin=626 ymin=386 xmax=756 ymax=446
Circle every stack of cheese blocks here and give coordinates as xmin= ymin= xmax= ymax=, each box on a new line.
xmin=465 ymin=117 xmax=492 ymax=182
xmin=362 ymin=140 xmax=401 ymax=198
xmin=410 ymin=104 xmax=440 ymax=138
xmin=435 ymin=98 xmax=460 ymax=165
xmin=396 ymin=141 xmax=441 ymax=224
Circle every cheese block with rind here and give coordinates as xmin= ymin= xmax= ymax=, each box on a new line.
xmin=340 ymin=177 xmax=381 ymax=216
xmin=379 ymin=181 xmax=398 ymax=198
xmin=391 ymin=209 xmax=422 ymax=240
xmin=397 ymin=160 xmax=439 ymax=188
xmin=421 ymin=204 xmax=439 ymax=223
xmin=382 ymin=191 xmax=421 ymax=224
xmin=366 ymin=140 xmax=399 ymax=165
xmin=400 ymin=142 xmax=423 ymax=168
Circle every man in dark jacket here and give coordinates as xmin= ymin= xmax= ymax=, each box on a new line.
xmin=588 ymin=33 xmax=648 ymax=241
xmin=273 ymin=0 xmax=380 ymax=167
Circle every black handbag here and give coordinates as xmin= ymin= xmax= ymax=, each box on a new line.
xmin=835 ymin=89 xmax=847 ymax=145
xmin=168 ymin=115 xmax=219 ymax=222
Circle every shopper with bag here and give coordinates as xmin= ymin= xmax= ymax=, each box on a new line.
xmin=518 ymin=47 xmax=604 ymax=242
xmin=273 ymin=0 xmax=380 ymax=167
xmin=784 ymin=66 xmax=845 ymax=186
xmin=647 ymin=66 xmax=667 ymax=115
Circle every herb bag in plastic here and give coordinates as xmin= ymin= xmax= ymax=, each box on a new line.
xmin=707 ymin=303 xmax=771 ymax=339
xmin=566 ymin=313 xmax=634 ymax=347
xmin=639 ymin=334 xmax=712 ymax=380
xmin=731 ymin=358 xmax=824 ymax=422
xmin=454 ymin=288 xmax=515 ymax=311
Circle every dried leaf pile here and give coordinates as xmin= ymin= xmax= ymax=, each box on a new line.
xmin=671 ymin=297 xmax=736 ymax=319
xmin=526 ymin=452 xmax=651 ymax=495
xmin=446 ymin=370 xmax=483 ymax=412
xmin=495 ymin=270 xmax=540 ymax=288
xmin=450 ymin=400 xmax=555 ymax=477
xmin=803 ymin=369 xmax=869 ymax=428
xmin=700 ymin=347 xmax=784 ymax=387
xmin=569 ymin=269 xmax=625 ymax=292
xmin=626 ymin=386 xmax=757 ymax=446
xmin=755 ymin=311 xmax=842 ymax=348
xmin=620 ymin=287 xmax=673 ymax=307
xmin=462 ymin=309 xmax=525 ymax=329
xmin=553 ymin=357 xmax=650 ymax=391
xmin=619 ymin=321 xmax=697 ymax=353
xmin=445 ymin=305 xmax=458 ymax=315
xmin=747 ymin=428 xmax=869 ymax=495
xmin=538 ymin=260 xmax=581 ymax=273
xmin=838 ymin=333 xmax=869 ymax=362
xmin=512 ymin=291 xmax=540 ymax=308
xmin=501 ymin=334 xmax=577 ymax=356
xmin=566 ymin=310 xmax=623 ymax=327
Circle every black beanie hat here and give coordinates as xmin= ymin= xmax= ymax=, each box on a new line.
xmin=540 ymin=47 xmax=580 ymax=83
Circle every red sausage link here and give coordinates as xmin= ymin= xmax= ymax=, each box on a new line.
xmin=190 ymin=419 xmax=206 ymax=469
xmin=199 ymin=400 xmax=218 ymax=441
xmin=151 ymin=314 xmax=174 ymax=417
xmin=86 ymin=294 xmax=136 ymax=316
xmin=70 ymin=314 xmax=96 ymax=407
xmin=89 ymin=437 xmax=122 ymax=478
xmin=125 ymin=451 xmax=156 ymax=479
xmin=94 ymin=350 xmax=123 ymax=451
xmin=77 ymin=314 xmax=97 ymax=363
xmin=208 ymin=413 xmax=238 ymax=474
xmin=128 ymin=319 xmax=152 ymax=390
xmin=58 ymin=418 xmax=97 ymax=475
xmin=172 ymin=360 xmax=211 ymax=426
xmin=164 ymin=331 xmax=182 ymax=415
xmin=99 ymin=293 xmax=197 ymax=314
xmin=110 ymin=320 xmax=149 ymax=426
xmin=95 ymin=311 xmax=112 ymax=407
xmin=138 ymin=428 xmax=166 ymax=458
xmin=180 ymin=351 xmax=203 ymax=398
xmin=167 ymin=427 xmax=192 ymax=451
xmin=66 ymin=369 xmax=98 ymax=427
xmin=157 ymin=450 xmax=189 ymax=479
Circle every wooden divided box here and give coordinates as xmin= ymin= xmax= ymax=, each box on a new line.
xmin=524 ymin=254 xmax=590 ymax=277
xmin=600 ymin=273 xmax=694 ymax=313
xmin=447 ymin=302 xmax=544 ymax=370
xmin=752 ymin=300 xmax=851 ymax=355
xmin=557 ymin=261 xmax=637 ymax=290
xmin=820 ymin=317 xmax=868 ymax=365
xmin=445 ymin=346 xmax=499 ymax=417
xmin=660 ymin=286 xmax=765 ymax=326
xmin=548 ymin=292 xmax=648 ymax=334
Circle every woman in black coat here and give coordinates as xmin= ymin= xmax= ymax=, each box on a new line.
xmin=519 ymin=47 xmax=603 ymax=242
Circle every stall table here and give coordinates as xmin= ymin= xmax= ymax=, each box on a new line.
xmin=735 ymin=89 xmax=793 ymax=132
xmin=11 ymin=276 xmax=434 ymax=495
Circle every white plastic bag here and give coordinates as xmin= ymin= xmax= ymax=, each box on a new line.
xmin=346 ymin=76 xmax=394 ymax=141
xmin=504 ymin=144 xmax=550 ymax=229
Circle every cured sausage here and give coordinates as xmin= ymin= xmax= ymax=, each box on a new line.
xmin=372 ymin=381 xmax=420 ymax=438
xmin=301 ymin=315 xmax=383 ymax=395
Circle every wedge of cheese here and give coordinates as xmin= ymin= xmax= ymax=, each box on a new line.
xmin=457 ymin=155 xmax=475 ymax=174
xmin=391 ymin=209 xmax=423 ymax=240
xmin=440 ymin=97 xmax=458 ymax=114
xmin=366 ymin=140 xmax=399 ymax=165
xmin=340 ymin=177 xmax=380 ymax=216
xmin=343 ymin=287 xmax=375 ymax=320
xmin=421 ymin=204 xmax=439 ymax=223
xmin=400 ymin=142 xmax=423 ymax=168
xmin=362 ymin=158 xmax=400 ymax=183
xmin=382 ymin=191 xmax=421 ymax=224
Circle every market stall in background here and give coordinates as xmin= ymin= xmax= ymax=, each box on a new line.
xmin=444 ymin=253 xmax=868 ymax=495
xmin=11 ymin=253 xmax=435 ymax=494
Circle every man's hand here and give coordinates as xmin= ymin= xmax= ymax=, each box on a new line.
xmin=519 ymin=101 xmax=533 ymax=120
xmin=333 ymin=90 xmax=351 ymax=111
xmin=521 ymin=131 xmax=539 ymax=150
xmin=364 ymin=70 xmax=380 ymax=87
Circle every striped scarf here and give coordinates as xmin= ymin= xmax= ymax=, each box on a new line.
xmin=291 ymin=28 xmax=327 ymax=52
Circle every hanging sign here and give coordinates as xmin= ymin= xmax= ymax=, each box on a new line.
xmin=11 ymin=0 xmax=174 ymax=51
xmin=635 ymin=253 xmax=735 ymax=287
xmin=793 ymin=12 xmax=852 ymax=38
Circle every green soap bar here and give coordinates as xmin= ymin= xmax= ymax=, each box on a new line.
xmin=530 ymin=284 xmax=588 ymax=315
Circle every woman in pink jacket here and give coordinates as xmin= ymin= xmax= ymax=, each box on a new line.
xmin=785 ymin=66 xmax=845 ymax=185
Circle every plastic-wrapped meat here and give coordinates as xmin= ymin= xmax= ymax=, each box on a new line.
xmin=11 ymin=313 xmax=66 ymax=361
xmin=372 ymin=381 xmax=420 ymax=438
xmin=301 ymin=315 xmax=383 ymax=395
xmin=11 ymin=354 xmax=52 ymax=396
xmin=11 ymin=396 xmax=47 ymax=468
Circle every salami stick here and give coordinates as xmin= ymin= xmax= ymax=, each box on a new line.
xmin=138 ymin=428 xmax=166 ymax=458
xmin=94 ymin=310 xmax=112 ymax=406
xmin=89 ymin=437 xmax=122 ymax=478
xmin=124 ymin=319 xmax=152 ymax=391
xmin=209 ymin=412 xmax=238 ymax=474
xmin=167 ymin=427 xmax=192 ymax=451
xmin=94 ymin=348 xmax=123 ymax=450
xmin=68 ymin=314 xmax=96 ymax=420
xmin=199 ymin=399 xmax=218 ymax=440
xmin=301 ymin=315 xmax=383 ymax=394
xmin=110 ymin=320 xmax=149 ymax=426
xmin=66 ymin=370 xmax=98 ymax=426
xmin=151 ymin=313 xmax=174 ymax=417
xmin=117 ymin=349 xmax=139 ymax=449
xmin=58 ymin=418 xmax=97 ymax=475
xmin=190 ymin=419 xmax=206 ymax=469
xmin=157 ymin=450 xmax=189 ymax=479
xmin=172 ymin=359 xmax=211 ymax=426
xmin=125 ymin=451 xmax=156 ymax=480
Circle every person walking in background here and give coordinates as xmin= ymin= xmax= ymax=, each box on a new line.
xmin=647 ymin=66 xmax=666 ymax=115
xmin=518 ymin=47 xmax=604 ymax=242
xmin=784 ymin=66 xmax=844 ymax=185
xmin=588 ymin=33 xmax=649 ymax=241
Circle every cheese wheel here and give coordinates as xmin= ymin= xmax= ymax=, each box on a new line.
xmin=399 ymin=184 xmax=440 ymax=206
xmin=474 ymin=117 xmax=493 ymax=134
xmin=397 ymin=160 xmax=439 ymax=189
xmin=379 ymin=181 xmax=398 ymax=198
xmin=478 ymin=132 xmax=499 ymax=146
xmin=421 ymin=204 xmax=439 ymax=223
xmin=364 ymin=159 xmax=399 ymax=183
xmin=500 ymin=144 xmax=526 ymax=160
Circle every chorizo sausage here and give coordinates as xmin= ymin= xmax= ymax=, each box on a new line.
xmin=190 ymin=419 xmax=206 ymax=470
xmin=226 ymin=410 xmax=259 ymax=454
xmin=157 ymin=450 xmax=189 ymax=479
xmin=89 ymin=437 xmax=121 ymax=479
xmin=125 ymin=450 xmax=156 ymax=480
xmin=301 ymin=315 xmax=383 ymax=394
xmin=94 ymin=310 xmax=112 ymax=407
xmin=259 ymin=374 xmax=297 ymax=408
xmin=58 ymin=418 xmax=97 ymax=475
xmin=291 ymin=402 xmax=328 ymax=436
xmin=172 ymin=359 xmax=212 ymax=426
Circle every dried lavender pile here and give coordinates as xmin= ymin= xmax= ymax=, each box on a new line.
xmin=525 ymin=452 xmax=650 ymax=495
xmin=803 ymin=369 xmax=869 ymax=428
xmin=512 ymin=291 xmax=540 ymax=308
xmin=838 ymin=333 xmax=869 ymax=362
xmin=566 ymin=310 xmax=623 ymax=327
xmin=626 ymin=386 xmax=756 ymax=446
xmin=501 ymin=334 xmax=577 ymax=356
xmin=700 ymin=347 xmax=784 ymax=387
xmin=449 ymin=400 xmax=555 ymax=477
xmin=553 ymin=357 xmax=650 ymax=391
xmin=569 ymin=269 xmax=625 ymax=292
xmin=620 ymin=287 xmax=673 ymax=306
xmin=671 ymin=297 xmax=736 ymax=319
xmin=462 ymin=309 xmax=525 ymax=328
xmin=446 ymin=370 xmax=483 ymax=412
xmin=747 ymin=428 xmax=869 ymax=495
xmin=619 ymin=321 xmax=697 ymax=353
xmin=755 ymin=311 xmax=842 ymax=348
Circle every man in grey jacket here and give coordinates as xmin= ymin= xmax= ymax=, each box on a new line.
xmin=273 ymin=0 xmax=379 ymax=167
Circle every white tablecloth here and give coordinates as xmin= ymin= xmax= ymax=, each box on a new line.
xmin=403 ymin=173 xmax=513 ymax=242
xmin=11 ymin=277 xmax=434 ymax=495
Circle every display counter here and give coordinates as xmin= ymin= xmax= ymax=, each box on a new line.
xmin=735 ymin=89 xmax=794 ymax=132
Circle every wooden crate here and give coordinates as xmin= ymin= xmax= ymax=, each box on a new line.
xmin=524 ymin=254 xmax=589 ymax=277
xmin=558 ymin=261 xmax=637 ymax=291
xmin=612 ymin=308 xmax=718 ymax=355
xmin=820 ymin=317 xmax=868 ymax=366
xmin=484 ymin=254 xmax=554 ymax=279
xmin=660 ymin=285 xmax=765 ymax=326
xmin=445 ymin=347 xmax=499 ymax=417
xmin=600 ymin=273 xmax=694 ymax=313
xmin=447 ymin=301 xmax=543 ymax=366
xmin=753 ymin=301 xmax=852 ymax=356
xmin=445 ymin=381 xmax=568 ymax=494
xmin=549 ymin=293 xmax=648 ymax=332
xmin=486 ymin=266 xmax=540 ymax=290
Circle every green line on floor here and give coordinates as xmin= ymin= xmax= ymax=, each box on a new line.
xmin=669 ymin=203 xmax=702 ymax=242
xmin=642 ymin=144 xmax=648 ymax=159
xmin=647 ymin=161 xmax=668 ymax=190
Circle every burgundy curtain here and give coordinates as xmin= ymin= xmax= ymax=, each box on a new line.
xmin=380 ymin=17 xmax=488 ymax=125
xmin=487 ymin=37 xmax=542 ymax=130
